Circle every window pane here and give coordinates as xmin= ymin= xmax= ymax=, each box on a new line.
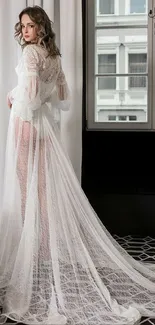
xmin=129 ymin=54 xmax=147 ymax=88
xmin=99 ymin=0 xmax=114 ymax=14
xmin=118 ymin=116 xmax=127 ymax=121
xmin=98 ymin=77 xmax=116 ymax=89
xmin=108 ymin=115 xmax=116 ymax=121
xmin=129 ymin=115 xmax=137 ymax=121
xmin=130 ymin=0 xmax=146 ymax=13
xmin=98 ymin=54 xmax=116 ymax=89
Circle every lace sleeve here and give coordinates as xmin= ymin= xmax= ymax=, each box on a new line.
xmin=47 ymin=59 xmax=70 ymax=112
xmin=55 ymin=61 xmax=70 ymax=111
xmin=56 ymin=67 xmax=70 ymax=100
xmin=12 ymin=45 xmax=41 ymax=113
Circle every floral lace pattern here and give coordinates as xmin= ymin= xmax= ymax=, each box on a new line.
xmin=9 ymin=44 xmax=70 ymax=122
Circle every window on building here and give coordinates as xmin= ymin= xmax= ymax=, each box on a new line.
xmin=98 ymin=54 xmax=116 ymax=90
xmin=99 ymin=0 xmax=114 ymax=15
xmin=108 ymin=115 xmax=116 ymax=121
xmin=129 ymin=54 xmax=147 ymax=88
xmin=118 ymin=116 xmax=127 ymax=121
xmin=129 ymin=115 xmax=137 ymax=121
xmin=130 ymin=0 xmax=146 ymax=14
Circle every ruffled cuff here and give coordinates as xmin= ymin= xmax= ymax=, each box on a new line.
xmin=46 ymin=88 xmax=70 ymax=112
xmin=56 ymin=100 xmax=70 ymax=111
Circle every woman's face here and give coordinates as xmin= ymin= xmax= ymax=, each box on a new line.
xmin=21 ymin=14 xmax=38 ymax=43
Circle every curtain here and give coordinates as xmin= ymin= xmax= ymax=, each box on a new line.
xmin=58 ymin=0 xmax=83 ymax=182
xmin=0 ymin=0 xmax=26 ymax=210
xmin=0 ymin=0 xmax=82 ymax=207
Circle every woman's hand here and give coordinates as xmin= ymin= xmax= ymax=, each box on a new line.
xmin=7 ymin=94 xmax=12 ymax=109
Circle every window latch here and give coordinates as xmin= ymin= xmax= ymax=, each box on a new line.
xmin=148 ymin=9 xmax=155 ymax=18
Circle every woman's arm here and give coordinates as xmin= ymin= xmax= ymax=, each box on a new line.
xmin=55 ymin=61 xmax=70 ymax=111
xmin=8 ymin=45 xmax=41 ymax=116
xmin=7 ymin=87 xmax=19 ymax=109
xmin=17 ymin=45 xmax=41 ymax=111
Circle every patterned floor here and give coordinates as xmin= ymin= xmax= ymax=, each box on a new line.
xmin=5 ymin=235 xmax=155 ymax=325
xmin=114 ymin=235 xmax=155 ymax=325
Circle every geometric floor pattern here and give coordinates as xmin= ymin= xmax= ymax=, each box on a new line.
xmin=114 ymin=235 xmax=155 ymax=325
xmin=6 ymin=235 xmax=155 ymax=324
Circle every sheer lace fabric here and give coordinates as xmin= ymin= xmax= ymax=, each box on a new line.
xmin=9 ymin=45 xmax=70 ymax=122
xmin=0 ymin=44 xmax=155 ymax=325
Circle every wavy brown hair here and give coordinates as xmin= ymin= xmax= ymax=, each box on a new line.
xmin=14 ymin=6 xmax=61 ymax=57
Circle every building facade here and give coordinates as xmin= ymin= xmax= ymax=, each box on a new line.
xmin=96 ymin=0 xmax=148 ymax=123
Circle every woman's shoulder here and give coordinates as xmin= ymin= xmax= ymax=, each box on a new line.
xmin=22 ymin=44 xmax=47 ymax=68
xmin=23 ymin=44 xmax=44 ymax=56
xmin=24 ymin=44 xmax=60 ymax=58
xmin=23 ymin=45 xmax=61 ymax=61
xmin=22 ymin=44 xmax=61 ymax=75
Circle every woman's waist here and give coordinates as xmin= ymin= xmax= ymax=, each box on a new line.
xmin=12 ymin=101 xmax=57 ymax=122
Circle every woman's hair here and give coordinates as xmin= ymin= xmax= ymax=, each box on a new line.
xmin=14 ymin=6 xmax=61 ymax=57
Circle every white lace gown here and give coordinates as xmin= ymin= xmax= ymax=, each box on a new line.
xmin=0 ymin=44 xmax=155 ymax=325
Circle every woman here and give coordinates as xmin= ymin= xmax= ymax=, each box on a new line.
xmin=0 ymin=5 xmax=155 ymax=325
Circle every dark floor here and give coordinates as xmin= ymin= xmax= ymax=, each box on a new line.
xmin=114 ymin=235 xmax=155 ymax=325
xmin=5 ymin=235 xmax=155 ymax=325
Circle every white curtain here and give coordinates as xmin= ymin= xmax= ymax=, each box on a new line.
xmin=59 ymin=0 xmax=83 ymax=182
xmin=0 ymin=0 xmax=26 ymax=209
xmin=0 ymin=0 xmax=82 ymax=205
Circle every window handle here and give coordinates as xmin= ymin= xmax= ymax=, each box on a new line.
xmin=148 ymin=9 xmax=155 ymax=18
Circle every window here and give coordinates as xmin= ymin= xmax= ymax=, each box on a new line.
xmin=130 ymin=0 xmax=146 ymax=14
xmin=98 ymin=54 xmax=116 ymax=90
xmin=118 ymin=116 xmax=127 ymax=121
xmin=86 ymin=0 xmax=152 ymax=130
xmin=108 ymin=115 xmax=116 ymax=121
xmin=129 ymin=54 xmax=147 ymax=88
xmin=129 ymin=116 xmax=137 ymax=121
xmin=99 ymin=0 xmax=114 ymax=15
xmin=108 ymin=115 xmax=138 ymax=122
